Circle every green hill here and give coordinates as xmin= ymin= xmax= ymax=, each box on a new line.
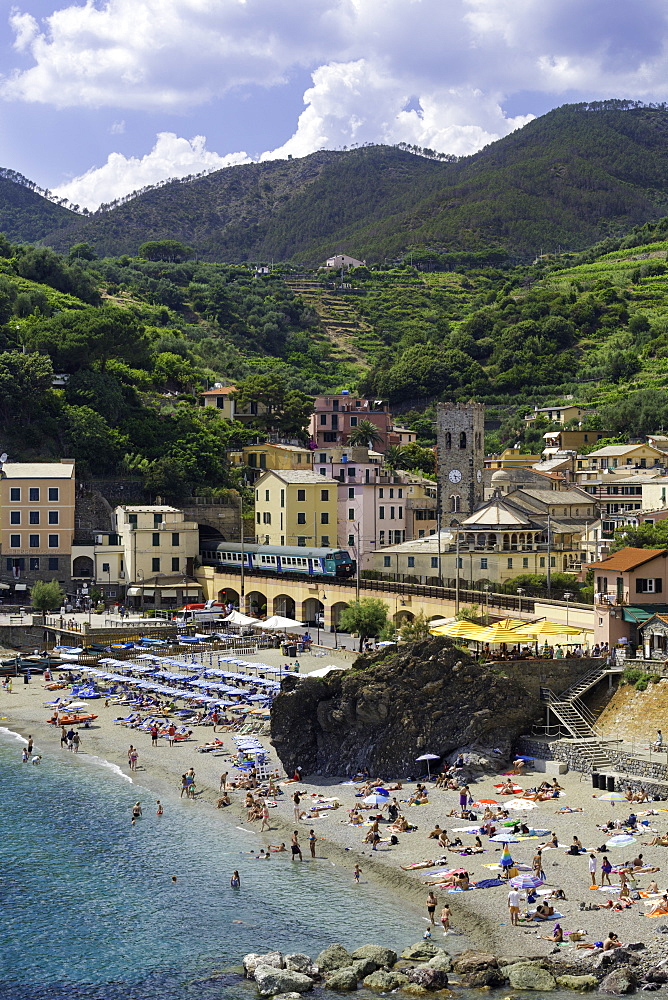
xmin=39 ymin=102 xmax=668 ymax=263
xmin=0 ymin=170 xmax=78 ymax=242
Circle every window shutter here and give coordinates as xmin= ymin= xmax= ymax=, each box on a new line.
xmin=656 ymin=578 xmax=663 ymax=593
xmin=636 ymin=579 xmax=643 ymax=593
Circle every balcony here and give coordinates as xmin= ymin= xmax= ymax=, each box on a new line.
xmin=595 ymin=591 xmax=629 ymax=607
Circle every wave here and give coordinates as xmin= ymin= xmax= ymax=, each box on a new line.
xmin=0 ymin=725 xmax=27 ymax=744
xmin=85 ymin=753 xmax=133 ymax=783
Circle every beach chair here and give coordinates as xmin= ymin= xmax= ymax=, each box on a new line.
xmin=42 ymin=696 xmax=62 ymax=708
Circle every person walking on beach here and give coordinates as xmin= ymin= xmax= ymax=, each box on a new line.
xmin=440 ymin=904 xmax=451 ymax=934
xmin=150 ymin=724 xmax=159 ymax=747
xmin=426 ymin=890 xmax=437 ymax=925
xmin=128 ymin=746 xmax=138 ymax=771
xmin=60 ymin=725 xmax=68 ymax=749
xmin=72 ymin=731 xmax=80 ymax=753
xmin=291 ymin=831 xmax=302 ymax=861
xmin=156 ymin=800 xmax=163 ymax=815
xmin=601 ymin=855 xmax=612 ymax=886
xmin=230 ymin=870 xmax=241 ymax=888
xmin=588 ymin=853 xmax=598 ymax=886
xmin=354 ymin=864 xmax=362 ymax=883
xmin=308 ymin=829 xmax=317 ymax=858
xmin=220 ymin=771 xmax=228 ymax=792
xmin=168 ymin=723 xmax=176 ymax=747
xmin=67 ymin=728 xmax=75 ymax=750
xmin=260 ymin=803 xmax=270 ymax=832
xmin=533 ymin=848 xmax=545 ymax=880
xmin=508 ymin=887 xmax=521 ymax=926
xmin=293 ymin=791 xmax=301 ymax=823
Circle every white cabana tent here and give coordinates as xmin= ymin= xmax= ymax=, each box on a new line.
xmin=257 ymin=615 xmax=305 ymax=630
xmin=223 ymin=610 xmax=261 ymax=626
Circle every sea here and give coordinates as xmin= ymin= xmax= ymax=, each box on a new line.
xmin=0 ymin=728 xmax=419 ymax=1000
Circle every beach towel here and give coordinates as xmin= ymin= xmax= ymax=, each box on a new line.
xmin=475 ymin=878 xmax=504 ymax=888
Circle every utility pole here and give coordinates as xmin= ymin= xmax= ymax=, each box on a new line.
xmin=546 ymin=513 xmax=552 ymax=597
xmin=436 ymin=480 xmax=443 ymax=586
xmin=455 ymin=523 xmax=460 ymax=615
xmin=239 ymin=492 xmax=245 ymax=611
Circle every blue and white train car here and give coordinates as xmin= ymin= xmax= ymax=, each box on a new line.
xmin=201 ymin=542 xmax=356 ymax=579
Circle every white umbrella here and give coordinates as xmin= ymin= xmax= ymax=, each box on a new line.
xmin=506 ymin=798 xmax=538 ymax=810
xmin=490 ymin=832 xmax=521 ymax=843
xmin=606 ymin=834 xmax=637 ymax=847
xmin=599 ymin=792 xmax=625 ymax=802
xmin=364 ymin=793 xmax=389 ymax=806
xmin=62 ymin=702 xmax=88 ymax=711
xmin=416 ymin=752 xmax=440 ymax=777
xmin=223 ymin=610 xmax=261 ymax=626
xmin=257 ymin=615 xmax=305 ymax=630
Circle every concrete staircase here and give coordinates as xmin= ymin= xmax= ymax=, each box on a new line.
xmin=541 ymin=661 xmax=624 ymax=767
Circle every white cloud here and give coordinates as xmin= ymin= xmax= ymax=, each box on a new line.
xmin=53 ymin=132 xmax=251 ymax=208
xmin=109 ymin=119 xmax=125 ymax=134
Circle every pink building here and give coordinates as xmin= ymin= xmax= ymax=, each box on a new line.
xmin=309 ymin=393 xmax=393 ymax=452
xmin=590 ymin=547 xmax=668 ymax=651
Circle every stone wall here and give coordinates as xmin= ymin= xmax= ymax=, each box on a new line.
xmin=0 ymin=623 xmax=53 ymax=650
xmin=492 ymin=657 xmax=601 ymax=700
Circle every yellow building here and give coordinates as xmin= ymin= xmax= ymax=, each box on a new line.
xmin=200 ymin=385 xmax=267 ymax=424
xmin=0 ymin=459 xmax=75 ymax=594
xmin=576 ymin=443 xmax=665 ymax=476
xmin=485 ymin=448 xmax=541 ymax=469
xmin=112 ymin=505 xmax=201 ymax=608
xmin=254 ymin=470 xmax=339 ymax=548
xmin=524 ymin=404 xmax=589 ymax=427
xmin=542 ymin=428 xmax=609 ymax=455
xmin=229 ymin=442 xmax=313 ymax=484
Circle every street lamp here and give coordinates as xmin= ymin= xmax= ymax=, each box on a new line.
xmin=517 ymin=587 xmax=525 ymax=613
xmin=137 ymin=569 xmax=144 ymax=614
xmin=563 ymin=591 xmax=573 ymax=627
xmin=483 ymin=584 xmax=490 ymax=624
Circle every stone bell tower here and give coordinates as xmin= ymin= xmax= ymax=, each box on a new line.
xmin=436 ymin=402 xmax=485 ymax=520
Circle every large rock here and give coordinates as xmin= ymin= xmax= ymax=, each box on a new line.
xmin=426 ymin=952 xmax=452 ymax=972
xmin=253 ymin=966 xmax=313 ymax=996
xmin=507 ymin=963 xmax=556 ymax=991
xmin=362 ymin=970 xmax=409 ymax=991
xmin=245 ymin=952 xmax=285 ymax=976
xmin=284 ymin=955 xmax=316 ymax=976
xmin=270 ymin=639 xmax=539 ymax=776
xmin=325 ymin=966 xmax=359 ymax=991
xmin=460 ymin=968 xmax=507 ymax=988
xmin=595 ymin=949 xmax=640 ymax=971
xmin=404 ymin=967 xmax=449 ymax=990
xmin=315 ymin=945 xmax=353 ymax=972
xmin=556 ymin=975 xmax=599 ymax=992
xmin=351 ymin=959 xmax=377 ymax=979
xmin=272 ymin=995 xmax=302 ymax=1000
xmin=401 ymin=941 xmax=443 ymax=962
xmin=351 ymin=945 xmax=397 ymax=967
xmin=599 ymin=969 xmax=637 ymax=994
xmin=645 ymin=966 xmax=668 ymax=985
xmin=453 ymin=951 xmax=498 ymax=974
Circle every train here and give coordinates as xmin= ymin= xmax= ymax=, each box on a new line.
xmin=200 ymin=542 xmax=356 ymax=578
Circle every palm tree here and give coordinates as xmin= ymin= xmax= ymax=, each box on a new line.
xmin=348 ymin=419 xmax=383 ymax=448
xmin=383 ymin=445 xmax=404 ymax=470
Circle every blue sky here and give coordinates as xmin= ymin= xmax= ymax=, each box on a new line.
xmin=1 ymin=0 xmax=667 ymax=210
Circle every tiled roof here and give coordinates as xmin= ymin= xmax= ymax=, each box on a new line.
xmin=202 ymin=386 xmax=236 ymax=395
xmin=589 ymin=547 xmax=668 ymax=572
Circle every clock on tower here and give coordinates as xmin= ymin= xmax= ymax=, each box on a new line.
xmin=436 ymin=401 xmax=485 ymax=521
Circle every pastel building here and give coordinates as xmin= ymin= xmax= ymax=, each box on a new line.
xmin=254 ymin=470 xmax=339 ymax=548
xmin=309 ymin=393 xmax=393 ymax=451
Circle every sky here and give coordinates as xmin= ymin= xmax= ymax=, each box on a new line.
xmin=1 ymin=0 xmax=668 ymax=211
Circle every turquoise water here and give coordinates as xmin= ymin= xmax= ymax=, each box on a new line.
xmin=0 ymin=729 xmax=419 ymax=1000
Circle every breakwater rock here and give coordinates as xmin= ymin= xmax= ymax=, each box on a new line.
xmin=242 ymin=942 xmax=661 ymax=995
xmin=271 ymin=638 xmax=538 ymax=776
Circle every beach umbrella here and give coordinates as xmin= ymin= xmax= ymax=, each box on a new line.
xmin=606 ymin=834 xmax=637 ymax=847
xmin=499 ymin=844 xmax=514 ymax=868
xmin=257 ymin=615 xmax=305 ymax=630
xmin=506 ymin=798 xmax=538 ymax=810
xmin=473 ymin=798 xmax=498 ymax=807
xmin=491 ymin=832 xmax=521 ymax=843
xmin=363 ymin=793 xmax=390 ymax=806
xmin=416 ymin=752 xmax=440 ymax=777
xmin=599 ymin=792 xmax=625 ymax=802
xmin=510 ymin=873 xmax=544 ymax=890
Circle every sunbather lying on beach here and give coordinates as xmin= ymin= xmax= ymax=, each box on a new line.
xmin=576 ymin=932 xmax=622 ymax=951
xmin=643 ymin=832 xmax=668 ymax=846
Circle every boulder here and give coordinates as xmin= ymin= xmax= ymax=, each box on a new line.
xmin=351 ymin=945 xmax=397 ymax=967
xmin=253 ymin=966 xmax=313 ymax=996
xmin=273 ymin=995 xmax=302 ymax=1000
xmin=284 ymin=955 xmax=316 ymax=976
xmin=599 ymin=969 xmax=637 ymax=995
xmin=425 ymin=952 xmax=452 ymax=972
xmin=595 ymin=949 xmax=640 ymax=971
xmin=362 ymin=970 xmax=409 ymax=991
xmin=453 ymin=951 xmax=498 ymax=974
xmin=555 ymin=975 xmax=598 ymax=992
xmin=404 ymin=967 xmax=450 ymax=990
xmin=351 ymin=959 xmax=377 ymax=979
xmin=401 ymin=942 xmax=442 ymax=961
xmin=460 ymin=968 xmax=507 ymax=988
xmin=507 ymin=963 xmax=556 ymax=991
xmin=645 ymin=967 xmax=668 ymax=985
xmin=325 ymin=966 xmax=360 ymax=991
xmin=316 ymin=945 xmax=354 ymax=973
xmin=245 ymin=952 xmax=285 ymax=977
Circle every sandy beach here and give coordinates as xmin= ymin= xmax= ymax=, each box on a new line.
xmin=5 ymin=650 xmax=668 ymax=961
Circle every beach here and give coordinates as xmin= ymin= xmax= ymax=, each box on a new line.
xmin=4 ymin=653 xmax=668 ymax=962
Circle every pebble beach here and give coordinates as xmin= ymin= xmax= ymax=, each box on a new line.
xmin=4 ymin=653 xmax=668 ymax=964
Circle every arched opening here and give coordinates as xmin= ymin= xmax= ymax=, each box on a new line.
xmin=393 ymin=608 xmax=414 ymax=626
xmin=331 ymin=601 xmax=350 ymax=630
xmin=273 ymin=594 xmax=296 ymax=619
xmin=450 ymin=495 xmax=460 ymax=512
xmin=511 ymin=533 xmax=518 ymax=550
xmin=445 ymin=432 xmax=451 ymax=449
xmin=301 ymin=597 xmax=324 ymax=627
xmin=72 ymin=555 xmax=94 ymax=578
xmin=217 ymin=586 xmax=239 ymax=607
xmin=246 ymin=590 xmax=267 ymax=617
xmin=459 ymin=431 xmax=467 ymax=449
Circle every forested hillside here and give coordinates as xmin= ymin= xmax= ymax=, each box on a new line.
xmin=0 ymin=171 xmax=77 ymax=242
xmin=37 ymin=102 xmax=668 ymax=263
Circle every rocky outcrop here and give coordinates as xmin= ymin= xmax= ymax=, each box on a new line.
xmin=271 ymin=638 xmax=538 ymax=776
xmin=253 ymin=966 xmax=314 ymax=995
xmin=362 ymin=969 xmax=410 ymax=990
xmin=556 ymin=974 xmax=599 ymax=991
xmin=324 ymin=967 xmax=360 ymax=991
xmin=507 ymin=962 xmax=556 ymax=991
xmin=404 ymin=967 xmax=449 ymax=990
xmin=315 ymin=944 xmax=353 ymax=972
xmin=244 ymin=952 xmax=285 ymax=976
xmin=599 ymin=969 xmax=638 ymax=994
xmin=351 ymin=944 xmax=397 ymax=967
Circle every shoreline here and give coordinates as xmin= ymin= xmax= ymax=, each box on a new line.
xmin=5 ymin=669 xmax=667 ymax=960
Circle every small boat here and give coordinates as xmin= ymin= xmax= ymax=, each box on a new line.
xmin=53 ymin=646 xmax=85 ymax=661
